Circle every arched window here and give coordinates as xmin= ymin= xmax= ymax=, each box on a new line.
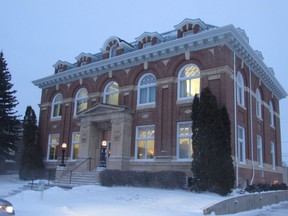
xmin=237 ymin=72 xmax=245 ymax=107
xmin=177 ymin=64 xmax=200 ymax=100
xmin=269 ymin=101 xmax=274 ymax=127
xmin=74 ymin=88 xmax=88 ymax=115
xmin=137 ymin=73 xmax=156 ymax=106
xmin=109 ymin=44 xmax=118 ymax=58
xmin=255 ymin=89 xmax=262 ymax=119
xmin=51 ymin=93 xmax=62 ymax=119
xmin=104 ymin=81 xmax=119 ymax=105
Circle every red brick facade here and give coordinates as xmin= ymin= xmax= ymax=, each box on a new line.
xmin=34 ymin=18 xmax=286 ymax=188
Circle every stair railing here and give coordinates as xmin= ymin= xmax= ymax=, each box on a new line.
xmin=69 ymin=157 xmax=92 ymax=184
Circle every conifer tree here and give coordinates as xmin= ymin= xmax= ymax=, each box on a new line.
xmin=191 ymin=87 xmax=235 ymax=195
xmin=19 ymin=106 xmax=44 ymax=180
xmin=191 ymin=94 xmax=203 ymax=191
xmin=0 ymin=51 xmax=20 ymax=164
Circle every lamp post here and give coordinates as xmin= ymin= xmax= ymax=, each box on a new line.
xmin=60 ymin=143 xmax=67 ymax=167
xmin=100 ymin=140 xmax=107 ymax=167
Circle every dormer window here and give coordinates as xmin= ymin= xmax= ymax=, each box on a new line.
xmin=53 ymin=60 xmax=74 ymax=74
xmin=135 ymin=32 xmax=165 ymax=50
xmin=75 ymin=53 xmax=96 ymax=67
xmin=109 ymin=44 xmax=118 ymax=58
xmin=174 ymin=18 xmax=207 ymax=38
xmin=143 ymin=42 xmax=152 ymax=48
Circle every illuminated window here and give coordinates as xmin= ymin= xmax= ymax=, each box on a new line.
xmin=51 ymin=93 xmax=62 ymax=119
xmin=269 ymin=101 xmax=274 ymax=127
xmin=237 ymin=72 xmax=245 ymax=107
xmin=177 ymin=122 xmax=193 ymax=159
xmin=74 ymin=88 xmax=88 ymax=115
xmin=71 ymin=132 xmax=80 ymax=160
xmin=135 ymin=125 xmax=155 ymax=160
xmin=137 ymin=73 xmax=156 ymax=106
xmin=177 ymin=64 xmax=200 ymax=100
xmin=257 ymin=135 xmax=263 ymax=167
xmin=237 ymin=126 xmax=246 ymax=163
xmin=104 ymin=81 xmax=119 ymax=105
xmin=47 ymin=134 xmax=60 ymax=161
xmin=256 ymin=89 xmax=262 ymax=119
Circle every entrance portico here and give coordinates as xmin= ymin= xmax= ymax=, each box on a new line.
xmin=78 ymin=103 xmax=133 ymax=170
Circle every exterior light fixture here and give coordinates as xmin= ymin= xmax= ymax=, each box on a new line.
xmin=60 ymin=143 xmax=67 ymax=167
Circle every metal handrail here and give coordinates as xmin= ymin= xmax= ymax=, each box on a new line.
xmin=69 ymin=157 xmax=92 ymax=184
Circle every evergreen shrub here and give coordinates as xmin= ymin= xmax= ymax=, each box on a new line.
xmin=245 ymin=183 xmax=288 ymax=193
xmin=99 ymin=170 xmax=186 ymax=189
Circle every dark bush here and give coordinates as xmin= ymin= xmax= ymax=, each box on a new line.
xmin=99 ymin=170 xmax=186 ymax=189
xmin=245 ymin=182 xmax=288 ymax=193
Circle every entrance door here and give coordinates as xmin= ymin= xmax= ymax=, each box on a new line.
xmin=99 ymin=130 xmax=111 ymax=167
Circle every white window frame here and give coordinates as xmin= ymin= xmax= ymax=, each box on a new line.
xmin=143 ymin=42 xmax=152 ymax=48
xmin=137 ymin=73 xmax=156 ymax=106
xmin=237 ymin=72 xmax=245 ymax=107
xmin=135 ymin=125 xmax=155 ymax=160
xmin=177 ymin=64 xmax=200 ymax=101
xmin=109 ymin=44 xmax=118 ymax=58
xmin=183 ymin=30 xmax=193 ymax=37
xmin=177 ymin=121 xmax=193 ymax=160
xmin=271 ymin=142 xmax=276 ymax=170
xmin=257 ymin=135 xmax=263 ymax=167
xmin=103 ymin=81 xmax=119 ymax=105
xmin=255 ymin=89 xmax=262 ymax=119
xmin=71 ymin=132 xmax=80 ymax=161
xmin=269 ymin=101 xmax=275 ymax=127
xmin=51 ymin=93 xmax=63 ymax=119
xmin=237 ymin=125 xmax=246 ymax=164
xmin=74 ymin=88 xmax=88 ymax=116
xmin=47 ymin=134 xmax=60 ymax=161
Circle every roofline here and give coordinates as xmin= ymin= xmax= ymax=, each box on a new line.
xmin=33 ymin=24 xmax=287 ymax=100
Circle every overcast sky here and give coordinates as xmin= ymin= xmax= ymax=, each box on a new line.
xmin=0 ymin=0 xmax=287 ymax=159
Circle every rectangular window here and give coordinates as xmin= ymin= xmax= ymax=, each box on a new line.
xmin=71 ymin=132 xmax=80 ymax=160
xmin=52 ymin=104 xmax=62 ymax=118
xmin=237 ymin=126 xmax=246 ymax=163
xmin=179 ymin=78 xmax=200 ymax=99
xmin=77 ymin=99 xmax=88 ymax=114
xmin=47 ymin=134 xmax=60 ymax=161
xmin=177 ymin=122 xmax=193 ymax=159
xmin=135 ymin=125 xmax=155 ymax=159
xmin=257 ymin=135 xmax=263 ymax=167
xmin=271 ymin=142 xmax=276 ymax=169
xmin=105 ymin=93 xmax=119 ymax=105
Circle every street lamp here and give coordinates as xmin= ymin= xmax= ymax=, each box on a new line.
xmin=60 ymin=143 xmax=67 ymax=167
xmin=100 ymin=140 xmax=107 ymax=167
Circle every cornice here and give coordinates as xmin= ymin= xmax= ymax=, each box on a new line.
xmin=33 ymin=25 xmax=287 ymax=100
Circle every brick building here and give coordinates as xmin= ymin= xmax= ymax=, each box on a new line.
xmin=33 ymin=18 xmax=287 ymax=187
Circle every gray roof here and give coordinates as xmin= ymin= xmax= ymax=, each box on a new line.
xmin=33 ymin=18 xmax=287 ymax=100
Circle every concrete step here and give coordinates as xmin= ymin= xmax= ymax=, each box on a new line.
xmin=54 ymin=171 xmax=101 ymax=186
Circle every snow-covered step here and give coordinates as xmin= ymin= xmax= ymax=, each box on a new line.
xmin=53 ymin=171 xmax=101 ymax=186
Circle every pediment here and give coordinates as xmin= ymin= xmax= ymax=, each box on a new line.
xmin=78 ymin=102 xmax=131 ymax=117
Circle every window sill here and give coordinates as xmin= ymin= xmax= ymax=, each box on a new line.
xmin=136 ymin=104 xmax=156 ymax=110
xmin=46 ymin=160 xmax=58 ymax=163
xmin=174 ymin=159 xmax=192 ymax=162
xmin=177 ymin=98 xmax=193 ymax=105
xmin=237 ymin=103 xmax=246 ymax=110
xmin=257 ymin=117 xmax=263 ymax=122
xmin=133 ymin=159 xmax=155 ymax=162
xmin=50 ymin=117 xmax=62 ymax=121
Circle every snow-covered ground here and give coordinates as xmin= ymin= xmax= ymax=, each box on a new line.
xmin=1 ymin=174 xmax=287 ymax=215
